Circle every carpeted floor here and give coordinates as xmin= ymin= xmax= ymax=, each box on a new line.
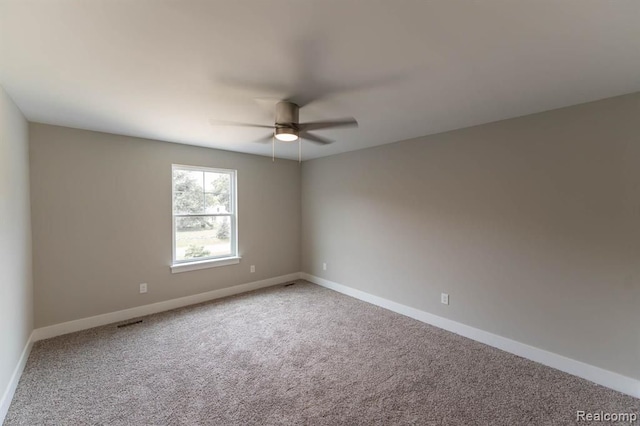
xmin=4 ymin=280 xmax=638 ymax=425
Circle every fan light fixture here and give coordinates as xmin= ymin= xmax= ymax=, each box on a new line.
xmin=275 ymin=127 xmax=299 ymax=142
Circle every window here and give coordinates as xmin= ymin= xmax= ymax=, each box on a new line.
xmin=172 ymin=165 xmax=238 ymax=270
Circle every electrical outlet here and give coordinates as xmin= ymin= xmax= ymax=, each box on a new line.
xmin=322 ymin=262 xmax=327 ymax=271
xmin=441 ymin=293 xmax=449 ymax=305
xmin=250 ymin=265 xmax=255 ymax=273
xmin=139 ymin=283 xmax=148 ymax=294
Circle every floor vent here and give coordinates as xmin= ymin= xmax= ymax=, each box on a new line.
xmin=117 ymin=320 xmax=143 ymax=328
xmin=284 ymin=282 xmax=296 ymax=287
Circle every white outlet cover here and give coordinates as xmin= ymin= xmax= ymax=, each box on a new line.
xmin=140 ymin=283 xmax=148 ymax=294
xmin=250 ymin=265 xmax=255 ymax=273
xmin=322 ymin=263 xmax=327 ymax=270
xmin=441 ymin=293 xmax=449 ymax=305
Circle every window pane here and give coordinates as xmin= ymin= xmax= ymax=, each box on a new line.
xmin=175 ymin=216 xmax=232 ymax=261
xmin=204 ymin=172 xmax=231 ymax=213
xmin=173 ymin=169 xmax=204 ymax=214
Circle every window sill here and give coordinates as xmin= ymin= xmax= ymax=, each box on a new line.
xmin=170 ymin=256 xmax=241 ymax=274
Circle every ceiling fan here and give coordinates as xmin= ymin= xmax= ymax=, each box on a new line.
xmin=213 ymin=100 xmax=358 ymax=144
xmin=210 ymin=100 xmax=358 ymax=160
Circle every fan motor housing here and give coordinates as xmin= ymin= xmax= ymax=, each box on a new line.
xmin=275 ymin=101 xmax=299 ymax=126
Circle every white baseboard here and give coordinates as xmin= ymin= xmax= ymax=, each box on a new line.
xmin=33 ymin=273 xmax=301 ymax=341
xmin=0 ymin=331 xmax=34 ymax=424
xmin=301 ymin=273 xmax=640 ymax=399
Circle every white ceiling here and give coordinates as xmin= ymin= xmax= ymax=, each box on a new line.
xmin=1 ymin=1 xmax=639 ymax=160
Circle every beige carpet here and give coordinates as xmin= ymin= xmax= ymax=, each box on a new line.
xmin=5 ymin=280 xmax=638 ymax=425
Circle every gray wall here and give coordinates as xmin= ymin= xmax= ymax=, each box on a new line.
xmin=302 ymin=93 xmax=640 ymax=380
xmin=30 ymin=124 xmax=300 ymax=328
xmin=0 ymin=87 xmax=33 ymax=400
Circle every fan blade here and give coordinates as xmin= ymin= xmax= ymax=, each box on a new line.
xmin=299 ymin=118 xmax=358 ymax=131
xmin=302 ymin=132 xmax=333 ymax=145
xmin=210 ymin=119 xmax=274 ymax=129
xmin=252 ymin=134 xmax=275 ymax=144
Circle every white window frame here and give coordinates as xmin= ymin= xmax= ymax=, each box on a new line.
xmin=171 ymin=164 xmax=239 ymax=273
